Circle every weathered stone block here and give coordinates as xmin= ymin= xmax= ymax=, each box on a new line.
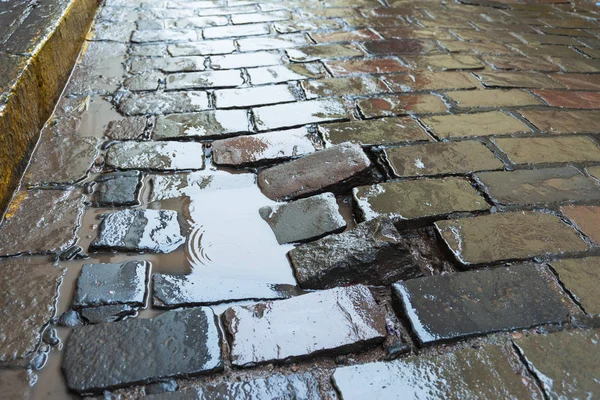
xmin=550 ymin=257 xmax=600 ymax=316
xmin=92 ymin=171 xmax=142 ymax=207
xmin=105 ymin=141 xmax=204 ymax=171
xmin=153 ymin=110 xmax=249 ymax=140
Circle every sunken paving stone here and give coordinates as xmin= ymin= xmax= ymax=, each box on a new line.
xmin=253 ymin=99 xmax=348 ymax=131
xmin=435 ymin=211 xmax=588 ymax=266
xmin=385 ymin=141 xmax=505 ymax=177
xmin=166 ymin=70 xmax=245 ymax=90
xmin=354 ymin=178 xmax=488 ymax=222
xmin=319 ymin=117 xmax=431 ymax=146
xmin=63 ymin=308 xmax=222 ymax=393
xmin=214 ymin=85 xmax=296 ymax=108
xmin=105 ymin=141 xmax=204 ymax=171
xmin=212 ymin=127 xmax=322 ymax=167
xmin=475 ymin=166 xmax=600 ymax=206
xmin=152 ymin=274 xmax=300 ymax=307
xmin=394 ymin=265 xmax=569 ymax=344
xmin=119 ymin=91 xmax=210 ymax=115
xmin=0 ymin=190 xmax=85 ymax=256
xmin=259 ymin=193 xmax=346 ymax=244
xmin=23 ymin=136 xmax=101 ymax=186
xmin=90 ymin=209 xmax=185 ymax=254
xmin=514 ymin=329 xmax=600 ymax=399
xmin=0 ymin=261 xmax=63 ymax=363
xmin=92 ymin=171 xmax=143 ymax=207
xmin=258 ymin=142 xmax=371 ymax=200
xmin=73 ymin=261 xmax=149 ymax=308
xmin=357 ymin=94 xmax=448 ymax=117
xmin=153 ymin=110 xmax=250 ymax=140
xmin=561 ymin=205 xmax=600 ymax=244
xmin=447 ymin=89 xmax=544 ymax=108
xmin=550 ymin=257 xmax=600 ymax=316
xmin=420 ymin=111 xmax=530 ymax=138
xmin=222 ymin=285 xmax=387 ymax=366
xmin=492 ymin=136 xmax=600 ymax=165
xmin=332 ymin=345 xmax=541 ymax=399
xmin=289 ymin=218 xmax=422 ymax=289
xmin=518 ymin=110 xmax=600 ymax=134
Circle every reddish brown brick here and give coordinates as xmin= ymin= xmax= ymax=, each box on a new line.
xmin=532 ymin=90 xmax=600 ymax=109
xmin=518 ymin=110 xmax=600 ymax=134
xmin=324 ymin=58 xmax=408 ymax=76
xmin=549 ymin=74 xmax=600 ymax=90
xmin=358 ymin=94 xmax=447 ymax=117
xmin=493 ymin=136 xmax=600 ymax=165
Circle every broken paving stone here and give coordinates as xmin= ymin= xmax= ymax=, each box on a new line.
xmin=63 ymin=308 xmax=222 ymax=393
xmin=152 ymin=274 xmax=300 ymax=307
xmin=153 ymin=110 xmax=249 ymax=140
xmin=0 ymin=190 xmax=85 ymax=256
xmin=105 ymin=116 xmax=148 ymax=140
xmin=319 ymin=117 xmax=430 ymax=146
xmin=92 ymin=171 xmax=143 ymax=206
xmin=90 ymin=209 xmax=185 ymax=254
xmin=475 ymin=166 xmax=600 ymax=206
xmin=394 ymin=265 xmax=569 ymax=344
xmin=514 ymin=329 xmax=600 ymax=399
xmin=353 ymin=178 xmax=489 ymax=222
xmin=259 ymin=193 xmax=346 ymax=244
xmin=119 ymin=91 xmax=210 ymax=115
xmin=288 ymin=218 xmax=422 ymax=289
xmin=222 ymin=285 xmax=386 ymax=366
xmin=105 ymin=141 xmax=204 ymax=171
xmin=550 ymin=257 xmax=600 ymax=316
xmin=332 ymin=345 xmax=541 ymax=400
xmin=253 ymin=99 xmax=348 ymax=131
xmin=258 ymin=142 xmax=371 ymax=200
xmin=23 ymin=136 xmax=101 ymax=186
xmin=435 ymin=211 xmax=588 ymax=266
xmin=145 ymin=379 xmax=178 ymax=396
xmin=0 ymin=261 xmax=63 ymax=363
xmin=212 ymin=127 xmax=322 ymax=167
xmin=73 ymin=261 xmax=149 ymax=308
xmin=80 ymin=304 xmax=135 ymax=324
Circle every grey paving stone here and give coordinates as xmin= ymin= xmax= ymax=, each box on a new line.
xmin=514 ymin=329 xmax=600 ymax=400
xmin=131 ymin=29 xmax=198 ymax=43
xmin=258 ymin=142 xmax=371 ymax=201
xmin=90 ymin=209 xmax=185 ymax=254
xmin=259 ymin=193 xmax=346 ymax=244
xmin=130 ymin=56 xmax=205 ymax=74
xmin=210 ymin=51 xmax=282 ymax=69
xmin=203 ymin=23 xmax=270 ymax=39
xmin=63 ymin=308 xmax=222 ymax=393
xmin=73 ymin=261 xmax=149 ymax=308
xmin=247 ymin=63 xmax=327 ymax=85
xmin=153 ymin=110 xmax=250 ymax=140
xmin=80 ymin=304 xmax=135 ymax=324
xmin=92 ymin=171 xmax=143 ymax=207
xmin=214 ymin=85 xmax=296 ymax=108
xmin=253 ymin=99 xmax=348 ymax=131
xmin=222 ymin=285 xmax=386 ymax=366
xmin=289 ymin=218 xmax=422 ymax=289
xmin=119 ymin=91 xmax=210 ymax=115
xmin=319 ymin=117 xmax=430 ymax=146
xmin=332 ymin=345 xmax=540 ymax=400
xmin=105 ymin=141 xmax=204 ymax=171
xmin=166 ymin=70 xmax=244 ymax=90
xmin=168 ymin=40 xmax=236 ymax=56
xmin=393 ymin=265 xmax=569 ymax=344
xmin=105 ymin=116 xmax=148 ymax=140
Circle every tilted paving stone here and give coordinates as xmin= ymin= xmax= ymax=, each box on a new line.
xmin=518 ymin=110 xmax=600 ymax=134
xmin=561 ymin=205 xmax=600 ymax=244
xmin=222 ymin=285 xmax=387 ymax=366
xmin=382 ymin=71 xmax=480 ymax=92
xmin=0 ymin=190 xmax=85 ymax=256
xmin=0 ymin=261 xmax=63 ymax=363
xmin=332 ymin=345 xmax=541 ymax=399
xmin=420 ymin=111 xmax=530 ymax=138
xmin=259 ymin=193 xmax=347 ymax=244
xmin=435 ymin=211 xmax=588 ymax=266
xmin=353 ymin=178 xmax=489 ymax=222
xmin=153 ymin=110 xmax=250 ymax=140
xmin=475 ymin=166 xmax=600 ymax=206
xmin=319 ymin=117 xmax=431 ymax=146
xmin=166 ymin=70 xmax=245 ymax=90
xmin=247 ymin=63 xmax=327 ymax=85
xmin=119 ymin=91 xmax=210 ymax=115
xmin=514 ymin=329 xmax=600 ymax=399
xmin=105 ymin=141 xmax=204 ymax=171
xmin=214 ymin=85 xmax=296 ymax=108
xmin=212 ymin=127 xmax=322 ymax=167
xmin=288 ymin=218 xmax=422 ymax=289
xmin=63 ymin=308 xmax=222 ymax=393
xmin=357 ymin=94 xmax=448 ymax=118
xmin=550 ymin=257 xmax=600 ymax=316
xmin=394 ymin=265 xmax=569 ymax=344
xmin=90 ymin=209 xmax=185 ymax=254
xmin=168 ymin=40 xmax=236 ymax=56
xmin=73 ymin=261 xmax=149 ymax=308
xmin=92 ymin=171 xmax=143 ymax=207
xmin=257 ymin=142 xmax=371 ymax=200
xmin=253 ymin=99 xmax=348 ymax=131
xmin=492 ymin=136 xmax=600 ymax=165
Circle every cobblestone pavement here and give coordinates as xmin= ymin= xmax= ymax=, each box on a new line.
xmin=1 ymin=0 xmax=600 ymax=398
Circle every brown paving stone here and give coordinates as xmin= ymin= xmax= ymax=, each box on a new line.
xmin=385 ymin=141 xmax=504 ymax=177
xmin=253 ymin=99 xmax=348 ymax=131
xmin=516 ymin=33 xmax=580 ymax=46
xmin=448 ymin=89 xmax=544 ymax=108
xmin=421 ymin=111 xmax=530 ymax=138
xmin=402 ymin=54 xmax=484 ymax=71
xmin=518 ymin=110 xmax=600 ymax=134
xmin=579 ymin=47 xmax=600 ymax=58
xmin=358 ymin=94 xmax=447 ymax=117
xmin=363 ymin=39 xmax=440 ymax=55
xmin=383 ymin=71 xmax=480 ymax=92
xmin=475 ymin=72 xmax=564 ymax=89
xmin=302 ymin=76 xmax=389 ymax=99
xmin=561 ymin=205 xmax=600 ymax=244
xmin=214 ymin=85 xmax=296 ymax=108
xmin=550 ymin=57 xmax=600 ymax=73
xmin=493 ymin=136 xmax=600 ymax=165
xmin=438 ymin=40 xmax=513 ymax=55
xmin=310 ymin=29 xmax=380 ymax=43
xmin=451 ymin=29 xmax=521 ymax=42
xmin=274 ymin=19 xmax=343 ymax=34
xmin=531 ymin=90 xmax=600 ymax=109
xmin=319 ymin=117 xmax=431 ymax=146
xmin=484 ymin=56 xmax=561 ymax=72
xmin=435 ymin=211 xmax=588 ymax=265
xmin=549 ymin=73 xmax=600 ymax=90
xmin=153 ymin=110 xmax=250 ymax=139
xmin=286 ymin=44 xmax=365 ymax=62
xmin=550 ymin=257 xmax=600 ymax=315
xmin=324 ymin=58 xmax=408 ymax=76
xmin=510 ymin=43 xmax=580 ymax=58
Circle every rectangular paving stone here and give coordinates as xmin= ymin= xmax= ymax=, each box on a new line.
xmin=319 ymin=117 xmax=430 ymax=146
xmin=214 ymin=84 xmax=296 ymax=108
xmin=483 ymin=55 xmax=561 ymax=71
xmin=324 ymin=58 xmax=408 ymax=76
xmin=247 ymin=63 xmax=327 ymax=85
xmin=435 ymin=212 xmax=588 ymax=266
xmin=475 ymin=72 xmax=563 ymax=89
xmin=476 ymin=166 xmax=600 ymax=206
xmin=165 ymin=16 xmax=229 ymax=29
xmin=106 ymin=141 xmax=204 ymax=171
xmin=231 ymin=11 xmax=291 ymax=24
xmin=358 ymin=94 xmax=448 ymax=117
xmin=253 ymin=99 xmax=348 ymax=131
xmin=550 ymin=257 xmax=600 ymax=316
xmin=302 ymin=76 xmax=389 ymax=99
xmin=439 ymin=40 xmax=513 ymax=55
xmin=153 ymin=110 xmax=250 ymax=140
xmin=549 ymin=73 xmax=600 ymax=90
xmin=394 ymin=265 xmax=569 ymax=344
xmin=203 ymin=23 xmax=270 ymax=39
xmin=92 ymin=171 xmax=143 ymax=207
xmin=168 ymin=40 xmax=236 ymax=56
xmin=130 ymin=56 xmax=205 ymax=74
xmin=420 ymin=111 xmax=530 ymax=138
xmin=310 ymin=29 xmax=381 ymax=43
xmin=132 ymin=29 xmax=198 ymax=43
xmin=63 ymin=308 xmax=222 ymax=393
xmin=401 ymin=54 xmax=484 ymax=71
xmin=532 ymin=90 xmax=600 ymax=109
xmin=236 ymin=34 xmax=310 ymax=52
xmin=210 ymin=51 xmax=282 ymax=69
xmin=363 ymin=39 xmax=440 ymax=55
xmin=561 ymin=205 xmax=600 ymax=244
xmin=383 ymin=71 xmax=480 ymax=92
xmin=332 ymin=345 xmax=540 ymax=400
xmin=258 ymin=142 xmax=371 ymax=200
xmin=166 ymin=70 xmax=244 ymax=90
xmin=286 ymin=44 xmax=365 ymax=62
xmin=518 ymin=110 xmax=600 ymax=134
xmin=492 ymin=136 xmax=600 ymax=165
xmin=222 ymin=285 xmax=386 ymax=366
xmin=119 ymin=91 xmax=210 ymax=115
xmin=448 ymin=89 xmax=544 ymax=108
xmin=385 ymin=141 xmax=504 ymax=177
xmin=514 ymin=329 xmax=600 ymax=400
xmin=354 ymin=178 xmax=488 ymax=222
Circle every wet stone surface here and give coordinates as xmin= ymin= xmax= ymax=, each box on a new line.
xmin=0 ymin=369 xmax=34 ymax=399
xmin=105 ymin=116 xmax=148 ymax=140
xmin=223 ymin=285 xmax=387 ymax=366
xmin=92 ymin=171 xmax=143 ymax=207
xmin=253 ymin=99 xmax=348 ymax=131
xmin=63 ymin=308 xmax=222 ymax=393
xmin=550 ymin=257 xmax=600 ymax=316
xmin=319 ymin=117 xmax=431 ymax=146
xmin=119 ymin=91 xmax=210 ymax=115
xmin=105 ymin=141 xmax=204 ymax=171
xmin=259 ymin=192 xmax=346 ymax=244
xmin=153 ymin=110 xmax=250 ymax=140
xmin=394 ymin=265 xmax=569 ymax=344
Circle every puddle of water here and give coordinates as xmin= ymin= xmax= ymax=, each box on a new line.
xmin=77 ymin=96 xmax=123 ymax=138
